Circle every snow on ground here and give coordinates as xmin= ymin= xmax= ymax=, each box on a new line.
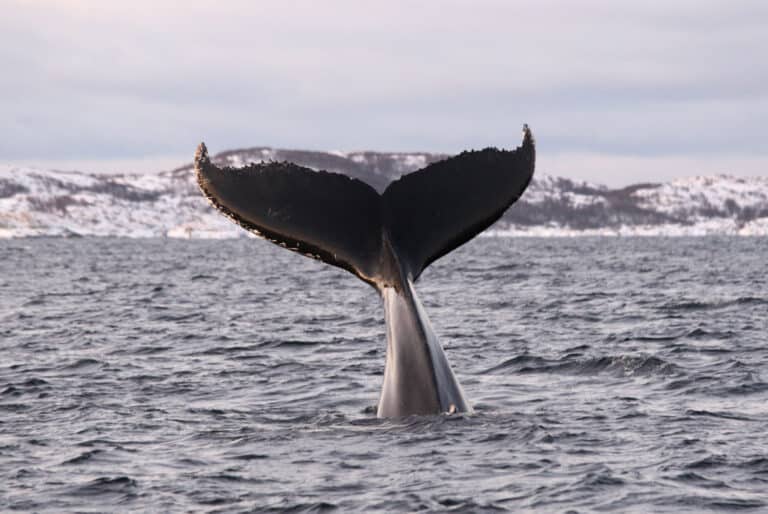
xmin=1 ymin=158 xmax=766 ymax=238
xmin=634 ymin=175 xmax=768 ymax=215
xmin=400 ymin=154 xmax=428 ymax=170
xmin=521 ymin=174 xmax=608 ymax=207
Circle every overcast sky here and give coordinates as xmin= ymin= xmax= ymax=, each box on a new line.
xmin=3 ymin=0 xmax=767 ymax=185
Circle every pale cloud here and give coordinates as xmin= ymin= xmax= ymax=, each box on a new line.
xmin=2 ymin=0 xmax=767 ymax=184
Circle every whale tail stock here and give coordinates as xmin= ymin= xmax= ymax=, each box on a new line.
xmin=195 ymin=126 xmax=536 ymax=416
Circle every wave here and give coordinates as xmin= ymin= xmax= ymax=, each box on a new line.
xmin=62 ymin=449 xmax=105 ymax=465
xmin=60 ymin=358 xmax=103 ymax=370
xmin=260 ymin=501 xmax=338 ymax=513
xmin=484 ymin=353 xmax=680 ymax=377
xmin=684 ymin=409 xmax=755 ymax=422
xmin=67 ymin=476 xmax=137 ymax=498
xmin=660 ymin=296 xmax=768 ymax=312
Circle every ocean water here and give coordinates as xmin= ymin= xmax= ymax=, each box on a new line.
xmin=1 ymin=236 xmax=767 ymax=513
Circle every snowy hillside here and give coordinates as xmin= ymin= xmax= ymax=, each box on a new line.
xmin=1 ymin=146 xmax=767 ymax=238
xmin=500 ymin=174 xmax=768 ymax=236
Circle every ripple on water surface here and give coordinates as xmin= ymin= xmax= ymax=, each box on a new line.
xmin=1 ymin=236 xmax=767 ymax=512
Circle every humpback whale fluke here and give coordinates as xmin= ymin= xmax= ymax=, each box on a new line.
xmin=195 ymin=126 xmax=536 ymax=417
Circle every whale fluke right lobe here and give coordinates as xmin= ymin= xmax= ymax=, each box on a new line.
xmin=383 ymin=127 xmax=535 ymax=280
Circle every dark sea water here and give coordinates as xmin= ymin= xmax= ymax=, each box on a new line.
xmin=1 ymin=236 xmax=767 ymax=513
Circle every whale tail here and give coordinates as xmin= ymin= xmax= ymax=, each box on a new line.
xmin=195 ymin=126 xmax=535 ymax=289
xmin=195 ymin=126 xmax=536 ymax=416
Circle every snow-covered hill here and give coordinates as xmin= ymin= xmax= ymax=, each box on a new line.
xmin=1 ymin=146 xmax=767 ymax=238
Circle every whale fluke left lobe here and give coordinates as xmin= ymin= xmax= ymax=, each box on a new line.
xmin=195 ymin=147 xmax=385 ymax=286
